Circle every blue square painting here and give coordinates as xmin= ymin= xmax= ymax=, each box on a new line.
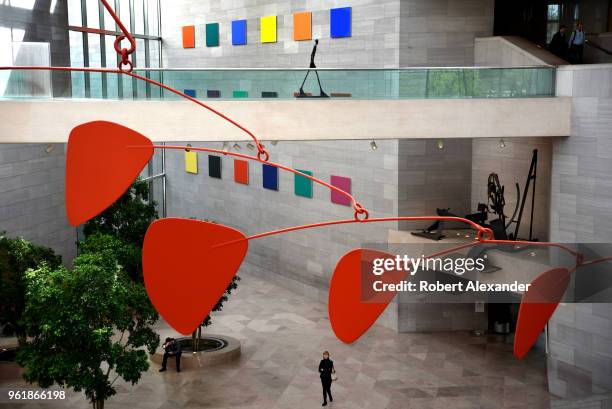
xmin=184 ymin=89 xmax=196 ymax=98
xmin=262 ymin=164 xmax=278 ymax=190
xmin=232 ymin=19 xmax=247 ymax=45
xmin=330 ymin=7 xmax=351 ymax=38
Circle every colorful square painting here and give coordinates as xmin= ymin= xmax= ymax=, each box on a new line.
xmin=262 ymin=164 xmax=278 ymax=190
xmin=233 ymin=90 xmax=248 ymax=98
xmin=184 ymin=89 xmax=196 ymax=98
xmin=330 ymin=175 xmax=351 ymax=206
xmin=330 ymin=7 xmax=351 ymax=38
xmin=260 ymin=16 xmax=277 ymax=43
xmin=293 ymin=12 xmax=312 ymax=41
xmin=182 ymin=25 xmax=195 ymax=48
xmin=185 ymin=151 xmax=197 ymax=174
xmin=294 ymin=169 xmax=313 ymax=198
xmin=206 ymin=23 xmax=219 ymax=47
xmin=232 ymin=19 xmax=247 ymax=45
xmin=234 ymin=159 xmax=249 ymax=185
xmin=208 ymin=155 xmax=221 ymax=179
xmin=207 ymin=90 xmax=221 ymax=98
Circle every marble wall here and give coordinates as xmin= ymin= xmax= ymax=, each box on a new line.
xmin=0 ymin=143 xmax=76 ymax=264
xmin=159 ymin=0 xmax=494 ymax=69
xmin=399 ymin=0 xmax=494 ymax=66
xmin=547 ymin=64 xmax=612 ymax=399
xmin=160 ymin=0 xmax=401 ymax=68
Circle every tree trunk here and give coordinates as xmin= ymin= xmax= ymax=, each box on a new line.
xmin=197 ymin=326 xmax=202 ymax=351
xmin=92 ymin=399 xmax=105 ymax=409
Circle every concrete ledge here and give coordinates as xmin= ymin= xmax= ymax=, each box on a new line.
xmin=0 ymin=98 xmax=571 ymax=143
xmin=150 ymin=334 xmax=241 ymax=369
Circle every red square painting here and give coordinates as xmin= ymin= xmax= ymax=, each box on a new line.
xmin=234 ymin=159 xmax=248 ymax=185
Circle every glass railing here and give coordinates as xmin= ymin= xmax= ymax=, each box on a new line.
xmin=0 ymin=67 xmax=556 ymax=100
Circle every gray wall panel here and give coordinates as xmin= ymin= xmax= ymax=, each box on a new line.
xmin=0 ymin=143 xmax=76 ymax=264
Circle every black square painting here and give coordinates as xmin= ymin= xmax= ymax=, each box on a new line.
xmin=208 ymin=155 xmax=221 ymax=178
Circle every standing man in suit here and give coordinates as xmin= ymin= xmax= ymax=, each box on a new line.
xmin=159 ymin=337 xmax=182 ymax=372
xmin=318 ymin=350 xmax=335 ymax=406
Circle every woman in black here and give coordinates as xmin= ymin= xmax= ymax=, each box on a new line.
xmin=318 ymin=350 xmax=335 ymax=406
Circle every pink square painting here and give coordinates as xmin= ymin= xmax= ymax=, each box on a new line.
xmin=330 ymin=175 xmax=351 ymax=206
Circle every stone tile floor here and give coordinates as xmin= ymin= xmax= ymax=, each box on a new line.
xmin=1 ymin=274 xmax=611 ymax=409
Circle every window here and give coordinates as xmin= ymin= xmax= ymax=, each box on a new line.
xmin=85 ymin=0 xmax=100 ymax=29
xmin=546 ymin=4 xmax=560 ymax=43
xmin=66 ymin=0 xmax=162 ymax=99
xmin=573 ymin=4 xmax=580 ymax=21
xmin=67 ymin=0 xmax=82 ymax=26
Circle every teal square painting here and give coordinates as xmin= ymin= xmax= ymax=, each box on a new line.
xmin=206 ymin=23 xmax=219 ymax=47
xmin=294 ymin=169 xmax=313 ymax=198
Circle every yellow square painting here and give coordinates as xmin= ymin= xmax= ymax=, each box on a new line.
xmin=260 ymin=15 xmax=277 ymax=43
xmin=185 ymin=151 xmax=198 ymax=174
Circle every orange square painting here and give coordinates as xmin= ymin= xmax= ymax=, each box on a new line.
xmin=293 ymin=12 xmax=311 ymax=41
xmin=234 ymin=159 xmax=249 ymax=185
xmin=182 ymin=25 xmax=195 ymax=48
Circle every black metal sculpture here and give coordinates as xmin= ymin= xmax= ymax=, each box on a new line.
xmin=411 ymin=149 xmax=538 ymax=241
xmin=297 ymin=39 xmax=329 ymax=98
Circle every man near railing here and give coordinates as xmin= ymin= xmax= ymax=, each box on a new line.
xmin=569 ymin=22 xmax=585 ymax=63
xmin=549 ymin=25 xmax=568 ymax=60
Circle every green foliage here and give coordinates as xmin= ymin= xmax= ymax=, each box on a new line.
xmin=82 ymin=180 xmax=157 ymax=282
xmin=0 ymin=233 xmax=62 ymax=337
xmin=17 ymin=234 xmax=159 ymax=407
xmin=201 ymin=274 xmax=241 ymax=328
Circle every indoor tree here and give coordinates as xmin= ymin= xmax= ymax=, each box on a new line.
xmin=82 ymin=179 xmax=158 ymax=282
xmin=17 ymin=233 xmax=159 ymax=409
xmin=192 ymin=273 xmax=240 ymax=351
xmin=0 ymin=233 xmax=62 ymax=340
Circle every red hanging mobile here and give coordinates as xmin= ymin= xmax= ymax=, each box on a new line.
xmin=2 ymin=0 xmax=610 ymax=359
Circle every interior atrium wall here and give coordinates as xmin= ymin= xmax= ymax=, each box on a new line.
xmin=160 ymin=0 xmax=401 ymax=68
xmin=399 ymin=0 xmax=495 ymax=67
xmin=0 ymin=143 xmax=76 ymax=264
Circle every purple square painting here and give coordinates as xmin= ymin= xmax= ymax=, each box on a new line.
xmin=330 ymin=175 xmax=351 ymax=206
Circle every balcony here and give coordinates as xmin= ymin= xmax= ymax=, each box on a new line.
xmin=0 ymin=67 xmax=570 ymax=142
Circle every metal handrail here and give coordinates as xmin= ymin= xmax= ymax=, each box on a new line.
xmin=585 ymin=39 xmax=612 ymax=56
xmin=131 ymin=66 xmax=554 ymax=71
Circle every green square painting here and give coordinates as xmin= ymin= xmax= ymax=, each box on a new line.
xmin=206 ymin=23 xmax=219 ymax=47
xmin=294 ymin=169 xmax=313 ymax=198
xmin=233 ymin=90 xmax=248 ymax=98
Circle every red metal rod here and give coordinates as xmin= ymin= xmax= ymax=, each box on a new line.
xmin=579 ymin=256 xmax=612 ymax=267
xmin=100 ymin=0 xmax=135 ymax=52
xmin=481 ymin=239 xmax=582 ymax=260
xmin=147 ymin=144 xmax=361 ymax=214
xmin=0 ymin=66 xmax=268 ymax=158
xmin=213 ymin=215 xmax=488 ymax=249
xmin=126 ymin=71 xmax=268 ymax=158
